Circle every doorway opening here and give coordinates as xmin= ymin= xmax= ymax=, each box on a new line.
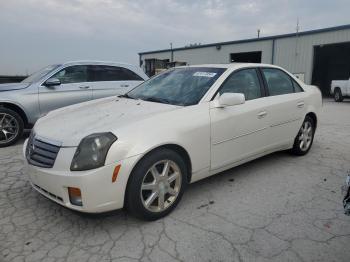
xmin=230 ymin=51 xmax=262 ymax=63
xmin=311 ymin=42 xmax=350 ymax=96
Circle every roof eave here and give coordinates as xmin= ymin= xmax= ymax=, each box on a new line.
xmin=139 ymin=24 xmax=350 ymax=55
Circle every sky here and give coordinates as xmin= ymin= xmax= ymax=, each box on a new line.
xmin=0 ymin=0 xmax=349 ymax=75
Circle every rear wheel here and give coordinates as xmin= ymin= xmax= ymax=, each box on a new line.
xmin=126 ymin=148 xmax=187 ymax=220
xmin=290 ymin=116 xmax=315 ymax=156
xmin=0 ymin=108 xmax=24 ymax=147
xmin=334 ymin=88 xmax=343 ymax=102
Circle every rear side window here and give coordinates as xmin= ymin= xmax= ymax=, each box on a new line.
xmin=121 ymin=68 xmax=144 ymax=81
xmin=292 ymin=80 xmax=304 ymax=92
xmin=262 ymin=68 xmax=294 ymax=96
xmin=219 ymin=68 xmax=262 ymax=100
xmin=90 ymin=65 xmax=143 ymax=81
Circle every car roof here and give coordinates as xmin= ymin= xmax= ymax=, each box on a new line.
xmin=175 ymin=63 xmax=282 ymax=70
xmin=61 ymin=60 xmax=137 ymax=68
xmin=56 ymin=60 xmax=149 ymax=80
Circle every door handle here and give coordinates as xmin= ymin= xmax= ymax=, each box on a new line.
xmin=297 ymin=101 xmax=305 ymax=108
xmin=257 ymin=111 xmax=267 ymax=119
xmin=120 ymin=84 xmax=129 ymax=87
xmin=79 ymin=86 xmax=90 ymax=89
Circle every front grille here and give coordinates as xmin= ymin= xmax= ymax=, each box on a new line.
xmin=26 ymin=133 xmax=61 ymax=168
xmin=34 ymin=184 xmax=63 ymax=202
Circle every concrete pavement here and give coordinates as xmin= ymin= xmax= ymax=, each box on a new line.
xmin=1 ymin=99 xmax=349 ymax=262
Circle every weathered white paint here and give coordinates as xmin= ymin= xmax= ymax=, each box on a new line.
xmin=24 ymin=63 xmax=322 ymax=215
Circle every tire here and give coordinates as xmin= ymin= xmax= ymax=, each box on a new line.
xmin=290 ymin=115 xmax=315 ymax=156
xmin=334 ymin=88 xmax=343 ymax=102
xmin=126 ymin=148 xmax=188 ymax=221
xmin=0 ymin=107 xmax=24 ymax=148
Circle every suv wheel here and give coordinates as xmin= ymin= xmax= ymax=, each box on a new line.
xmin=0 ymin=108 xmax=24 ymax=147
xmin=334 ymin=88 xmax=343 ymax=102
xmin=126 ymin=148 xmax=187 ymax=220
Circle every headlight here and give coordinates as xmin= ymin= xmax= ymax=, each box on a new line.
xmin=70 ymin=133 xmax=117 ymax=171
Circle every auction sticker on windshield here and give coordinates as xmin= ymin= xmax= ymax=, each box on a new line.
xmin=193 ymin=72 xmax=217 ymax=77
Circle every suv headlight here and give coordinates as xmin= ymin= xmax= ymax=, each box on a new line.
xmin=70 ymin=133 xmax=117 ymax=171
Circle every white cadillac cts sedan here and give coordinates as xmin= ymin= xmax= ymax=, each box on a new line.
xmin=24 ymin=63 xmax=322 ymax=220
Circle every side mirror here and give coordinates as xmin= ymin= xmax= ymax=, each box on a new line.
xmin=44 ymin=78 xmax=61 ymax=87
xmin=214 ymin=93 xmax=245 ymax=108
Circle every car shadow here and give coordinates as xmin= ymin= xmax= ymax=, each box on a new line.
xmin=71 ymin=150 xmax=292 ymax=221
xmin=187 ymin=150 xmax=289 ymax=188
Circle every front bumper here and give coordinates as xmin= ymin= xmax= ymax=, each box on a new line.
xmin=23 ymin=139 xmax=140 ymax=213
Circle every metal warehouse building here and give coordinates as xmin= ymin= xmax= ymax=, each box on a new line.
xmin=139 ymin=24 xmax=350 ymax=96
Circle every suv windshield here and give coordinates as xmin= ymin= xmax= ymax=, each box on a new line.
xmin=127 ymin=67 xmax=226 ymax=106
xmin=22 ymin=64 xmax=61 ymax=83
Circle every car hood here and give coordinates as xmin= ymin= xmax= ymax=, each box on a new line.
xmin=34 ymin=97 xmax=180 ymax=146
xmin=0 ymin=82 xmax=30 ymax=92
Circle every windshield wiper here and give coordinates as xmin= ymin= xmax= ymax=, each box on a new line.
xmin=118 ymin=94 xmax=135 ymax=99
xmin=142 ymin=97 xmax=171 ymax=104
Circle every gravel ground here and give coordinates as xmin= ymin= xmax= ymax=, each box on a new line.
xmin=1 ymin=99 xmax=350 ymax=262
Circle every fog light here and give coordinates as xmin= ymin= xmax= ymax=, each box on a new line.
xmin=68 ymin=187 xmax=82 ymax=206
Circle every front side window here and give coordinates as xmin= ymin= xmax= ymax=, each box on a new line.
xmin=52 ymin=65 xmax=88 ymax=84
xmin=262 ymin=68 xmax=294 ymax=96
xmin=127 ymin=67 xmax=226 ymax=106
xmin=219 ymin=68 xmax=262 ymax=100
xmin=90 ymin=66 xmax=143 ymax=81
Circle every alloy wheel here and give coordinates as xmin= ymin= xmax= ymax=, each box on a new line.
xmin=140 ymin=160 xmax=182 ymax=212
xmin=298 ymin=121 xmax=313 ymax=151
xmin=0 ymin=113 xmax=19 ymax=145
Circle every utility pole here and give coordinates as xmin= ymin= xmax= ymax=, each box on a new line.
xmin=296 ymin=18 xmax=300 ymax=35
xmin=295 ymin=18 xmax=300 ymax=58
xmin=257 ymin=29 xmax=260 ymax=38
xmin=170 ymin=42 xmax=174 ymax=63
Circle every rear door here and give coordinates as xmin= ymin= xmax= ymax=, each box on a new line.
xmin=39 ymin=65 xmax=92 ymax=115
xmin=89 ymin=65 xmax=144 ymax=99
xmin=259 ymin=67 xmax=307 ymax=148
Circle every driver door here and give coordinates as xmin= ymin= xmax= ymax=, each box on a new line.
xmin=210 ymin=68 xmax=270 ymax=171
xmin=39 ymin=65 xmax=93 ymax=115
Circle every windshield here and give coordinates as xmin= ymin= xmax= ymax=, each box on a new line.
xmin=127 ymin=67 xmax=226 ymax=106
xmin=22 ymin=64 xmax=61 ymax=83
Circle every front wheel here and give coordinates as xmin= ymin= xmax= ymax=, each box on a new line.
xmin=126 ymin=148 xmax=187 ymax=220
xmin=0 ymin=108 xmax=24 ymax=148
xmin=290 ymin=116 xmax=315 ymax=156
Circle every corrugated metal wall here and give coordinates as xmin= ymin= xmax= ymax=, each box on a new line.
xmin=141 ymin=40 xmax=273 ymax=66
xmin=140 ymin=27 xmax=350 ymax=84
xmin=274 ymin=28 xmax=350 ymax=84
xmin=173 ymin=40 xmax=273 ymax=64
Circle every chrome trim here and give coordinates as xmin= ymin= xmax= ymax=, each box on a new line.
xmin=212 ymin=127 xmax=268 ymax=146
xmin=270 ymin=117 xmax=302 ymax=128
xmin=34 ymin=135 xmax=63 ymax=147
xmin=26 ymin=134 xmax=61 ymax=168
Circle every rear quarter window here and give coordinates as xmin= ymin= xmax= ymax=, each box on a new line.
xmin=292 ymin=79 xmax=304 ymax=92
